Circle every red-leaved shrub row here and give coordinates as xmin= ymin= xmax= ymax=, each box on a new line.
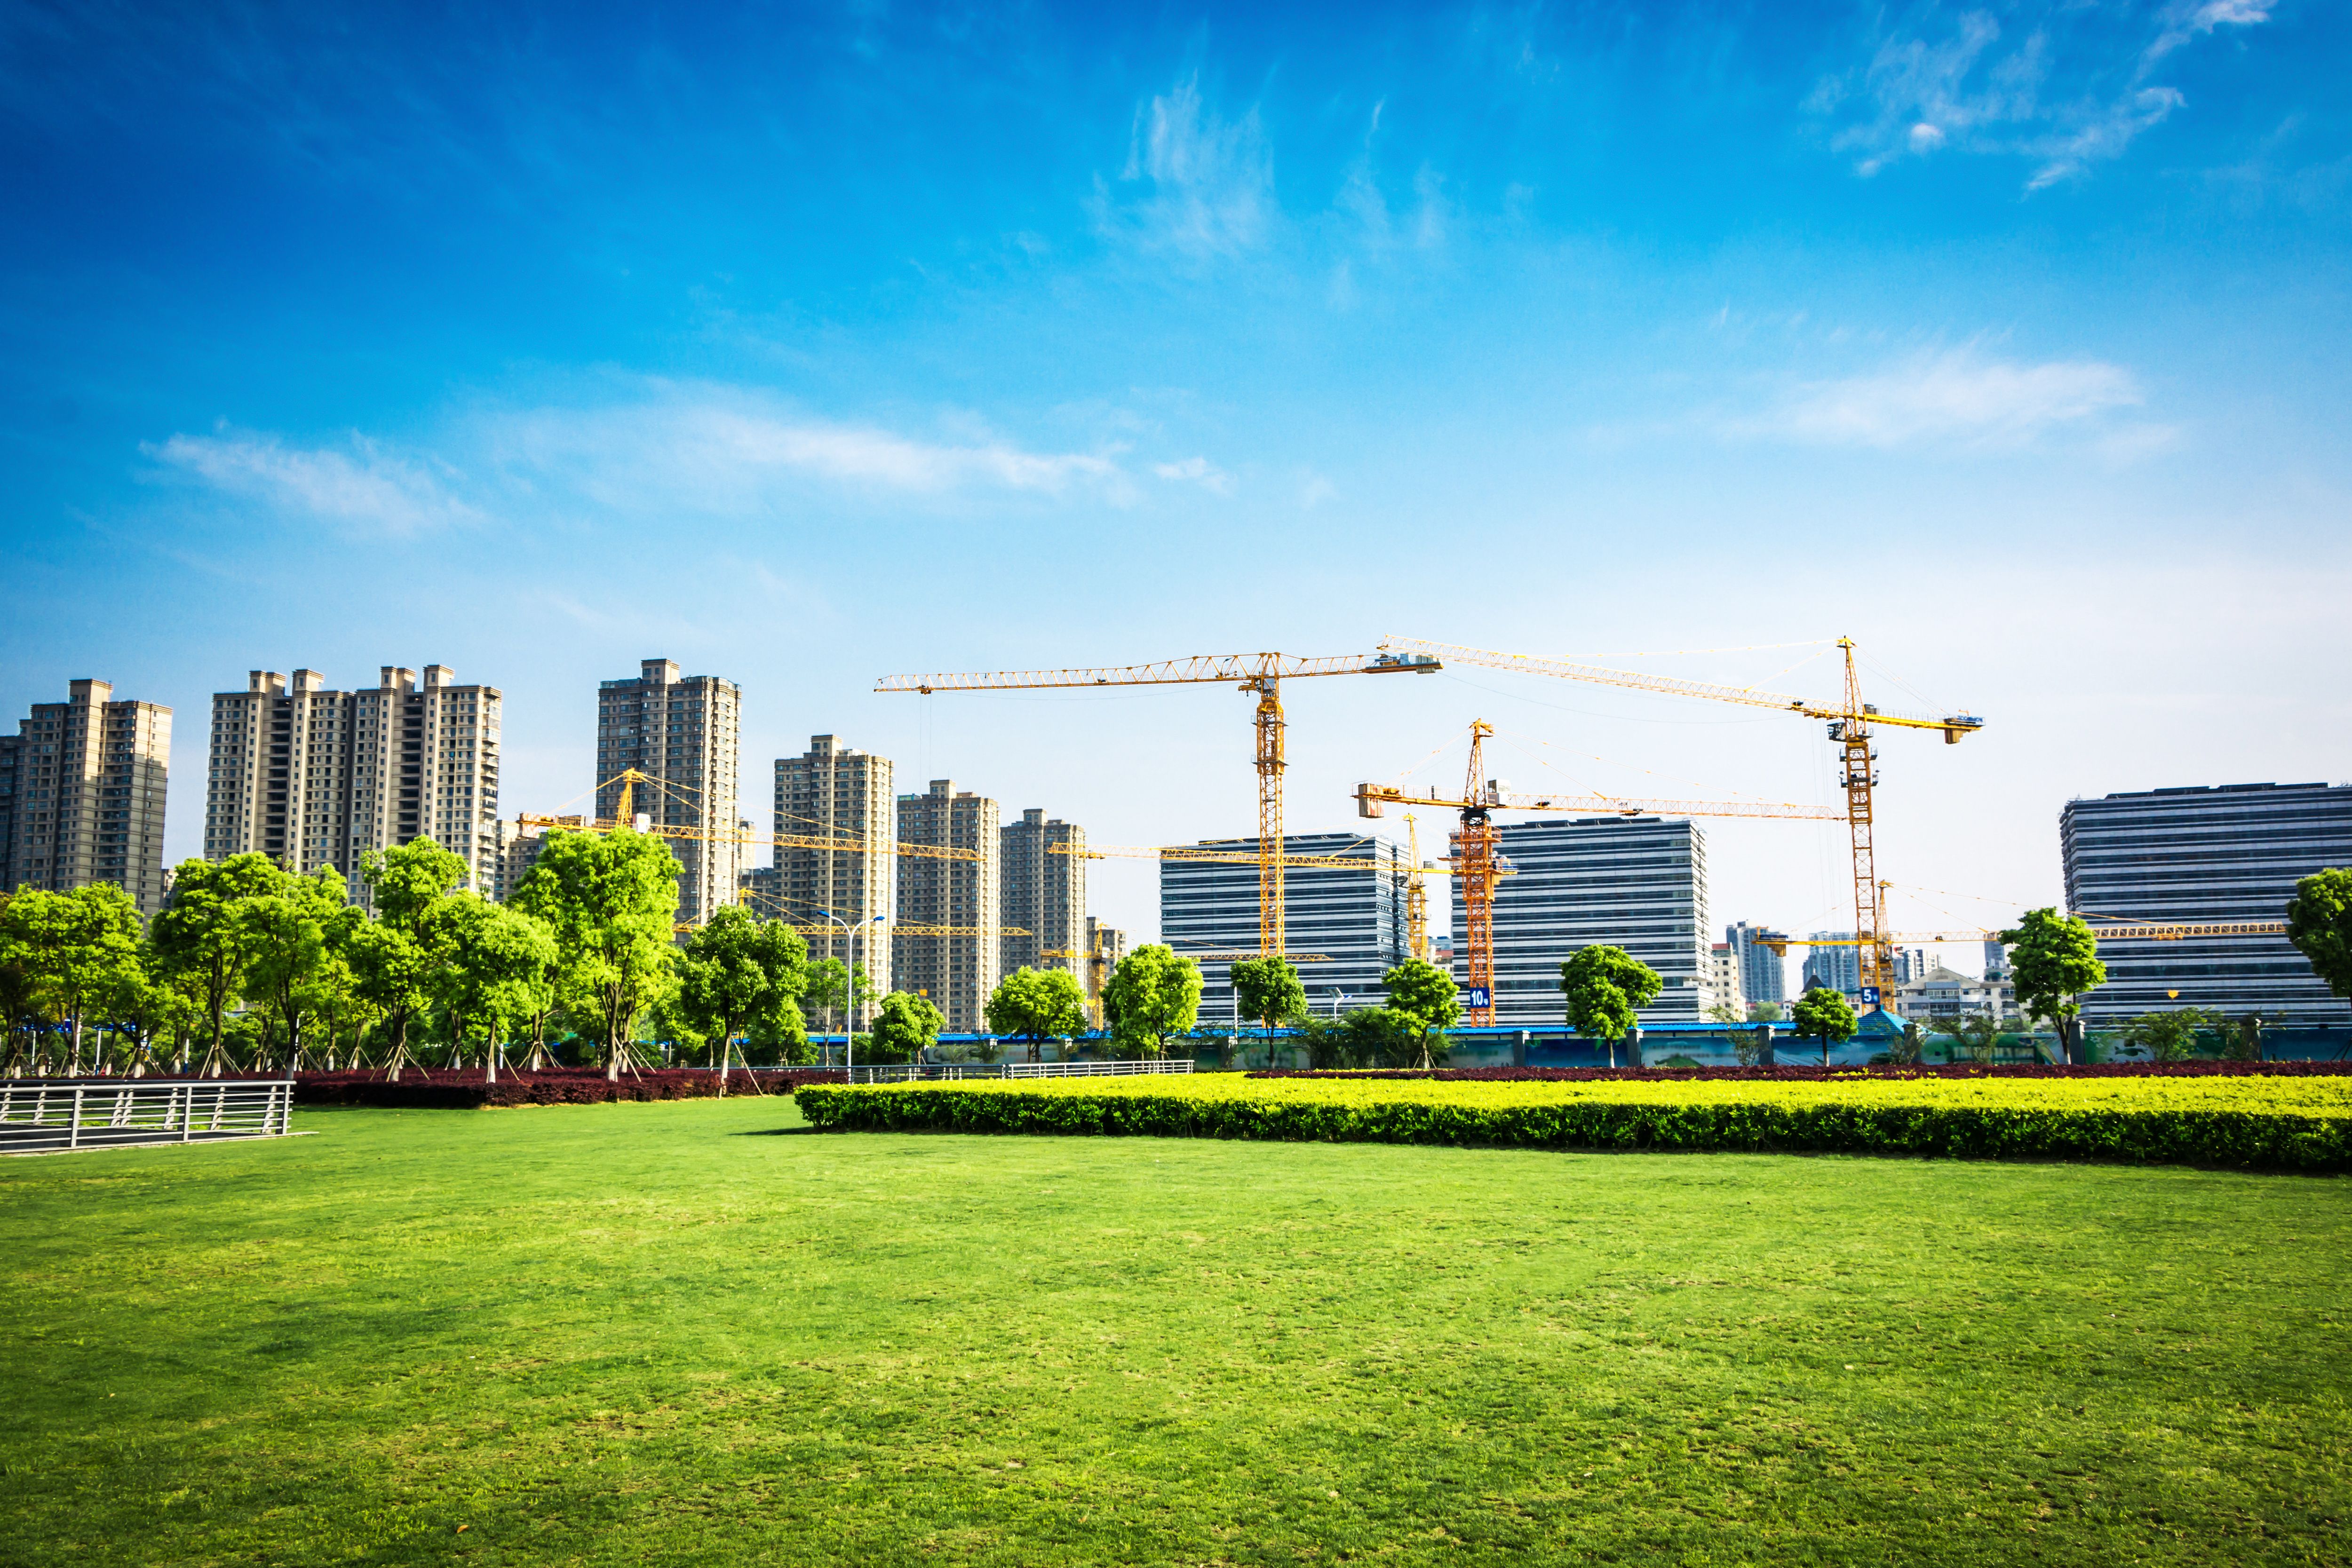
xmin=1249 ymin=1061 xmax=2352 ymax=1083
xmin=292 ymin=1067 xmax=845 ymax=1109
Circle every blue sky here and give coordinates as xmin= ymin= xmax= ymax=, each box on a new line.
xmin=4 ymin=0 xmax=2347 ymax=961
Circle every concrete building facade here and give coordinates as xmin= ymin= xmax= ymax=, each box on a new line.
xmin=203 ymin=665 xmax=500 ymax=903
xmin=895 ymin=780 xmax=1000 ymax=1032
xmin=1705 ymin=942 xmax=1745 ymax=1016
xmin=1890 ymin=964 xmax=2016 ymax=1024
xmin=1161 ymin=834 xmax=1410 ymax=1027
xmin=1000 ymin=808 xmax=1087 ymax=981
xmin=0 ymin=680 xmax=172 ymax=915
xmin=594 ymin=658 xmax=741 ymax=926
xmin=1725 ymin=921 xmax=1788 ymax=1011
xmin=2061 ymin=781 xmax=2352 ymax=1025
xmin=1460 ymin=816 xmax=1712 ymax=1026
xmin=1801 ymin=935 xmax=1862 ymax=997
xmin=775 ymin=736 xmax=894 ymax=993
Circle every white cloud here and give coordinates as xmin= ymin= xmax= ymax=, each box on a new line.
xmin=146 ymin=429 xmax=477 ymax=536
xmin=1095 ymin=74 xmax=1274 ymax=260
xmin=151 ymin=387 xmax=1148 ymax=532
xmin=1812 ymin=1 xmax=2272 ymax=190
xmin=1743 ymin=349 xmax=2145 ymax=448
xmin=1152 ymin=456 xmax=1233 ymax=496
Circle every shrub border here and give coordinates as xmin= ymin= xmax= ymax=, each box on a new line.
xmin=793 ymin=1084 xmax=2352 ymax=1173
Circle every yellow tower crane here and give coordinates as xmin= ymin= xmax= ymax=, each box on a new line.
xmin=1380 ymin=636 xmax=1984 ymax=1008
xmin=877 ymin=650 xmax=1441 ymax=956
xmin=1358 ymin=721 xmax=1846 ymax=1025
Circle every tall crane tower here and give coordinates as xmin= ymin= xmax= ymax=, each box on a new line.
xmin=876 ymin=650 xmax=1441 ymax=955
xmin=1379 ymin=636 xmax=1984 ymax=1007
xmin=1358 ymin=721 xmax=1846 ymax=1025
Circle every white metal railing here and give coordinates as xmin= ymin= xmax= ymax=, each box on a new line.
xmin=840 ymin=1058 xmax=1196 ymax=1085
xmin=0 ymin=1077 xmax=296 ymax=1156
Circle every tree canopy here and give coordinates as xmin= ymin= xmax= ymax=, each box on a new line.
xmin=512 ymin=828 xmax=682 ymax=1079
xmin=2121 ymin=1007 xmax=2220 ymax=1063
xmin=1792 ymin=986 xmax=1859 ymax=1064
xmin=984 ymin=966 xmax=1089 ymax=1049
xmin=1229 ymin=956 xmax=1306 ymax=1048
xmin=676 ymin=905 xmax=809 ymax=1089
xmin=867 ymin=990 xmax=946 ymax=1064
xmin=151 ymin=853 xmax=289 ymax=1070
xmin=1382 ymin=958 xmax=1460 ymax=1069
xmin=1103 ymin=945 xmax=1203 ymax=1058
xmin=2000 ymin=908 xmax=2106 ymax=1061
xmin=1560 ymin=945 xmax=1661 ymax=1066
xmin=2286 ymin=869 xmax=2352 ymax=1012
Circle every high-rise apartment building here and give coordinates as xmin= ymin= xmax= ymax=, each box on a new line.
xmin=204 ymin=665 xmax=501 ymax=903
xmin=1001 ymin=808 xmax=1087 ymax=981
xmin=1982 ymin=937 xmax=2010 ymax=980
xmin=1725 ymin=921 xmax=1788 ymax=1011
xmin=593 ymin=659 xmax=741 ymax=926
xmin=775 ymin=736 xmax=894 ymax=991
xmin=896 ymin=781 xmax=1000 ymax=1032
xmin=0 ymin=680 xmax=171 ymax=914
xmin=1801 ymin=936 xmax=1862 ymax=996
xmin=2062 ymin=781 xmax=2352 ymax=1024
xmin=1705 ymin=942 xmax=1745 ymax=1015
xmin=1459 ymin=817 xmax=1712 ymax=1026
xmin=1161 ymin=834 xmax=1410 ymax=1026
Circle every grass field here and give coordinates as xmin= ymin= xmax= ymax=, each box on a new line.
xmin=2 ymin=1098 xmax=2348 ymax=1566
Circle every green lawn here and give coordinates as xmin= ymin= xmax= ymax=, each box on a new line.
xmin=1 ymin=1099 xmax=2346 ymax=1566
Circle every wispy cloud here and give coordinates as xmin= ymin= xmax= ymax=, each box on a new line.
xmin=1810 ymin=1 xmax=2273 ymax=190
xmin=1093 ymin=74 xmax=1275 ymax=260
xmin=1152 ymin=456 xmax=1233 ymax=496
xmin=147 ymin=386 xmax=1157 ymax=532
xmin=1735 ymin=348 xmax=2145 ymax=448
xmin=145 ymin=428 xmax=478 ymax=536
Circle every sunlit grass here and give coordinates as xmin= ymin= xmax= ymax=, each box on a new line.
xmin=2 ymin=1097 xmax=2345 ymax=1565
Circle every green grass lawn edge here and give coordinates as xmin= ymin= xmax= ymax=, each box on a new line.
xmin=793 ymin=1084 xmax=2352 ymax=1173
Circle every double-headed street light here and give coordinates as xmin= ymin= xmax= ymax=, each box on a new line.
xmin=815 ymin=909 xmax=889 ymax=1071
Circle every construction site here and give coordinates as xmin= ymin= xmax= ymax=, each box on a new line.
xmin=497 ymin=637 xmax=2352 ymax=1066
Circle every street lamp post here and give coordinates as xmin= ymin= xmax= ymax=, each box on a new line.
xmin=815 ymin=910 xmax=850 ymax=1068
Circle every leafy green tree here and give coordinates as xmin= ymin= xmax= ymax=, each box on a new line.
xmin=2121 ymin=1007 xmax=2221 ymax=1063
xmin=1103 ymin=945 xmax=1204 ymax=1059
xmin=1229 ymin=956 xmax=1307 ymax=1060
xmin=433 ymin=898 xmax=560 ymax=1080
xmin=2286 ymin=869 xmax=2352 ymax=1021
xmin=867 ymin=990 xmax=946 ymax=1064
xmin=984 ymin=966 xmax=1090 ymax=1059
xmin=512 ymin=829 xmax=682 ymax=1080
xmin=676 ymin=905 xmax=810 ymax=1091
xmin=1748 ymin=1000 xmax=1785 ymax=1022
xmin=0 ymin=884 xmax=145 ymax=1073
xmin=348 ymin=922 xmax=435 ymax=1077
xmin=1999 ymin=908 xmax=2106 ymax=1064
xmin=1559 ymin=945 xmax=1661 ymax=1069
xmin=151 ymin=854 xmax=287 ymax=1075
xmin=1382 ymin=958 xmax=1462 ymax=1069
xmin=1792 ymin=985 xmax=1858 ymax=1065
xmin=241 ymin=866 xmax=357 ymax=1069
xmin=359 ymin=837 xmax=469 ymax=929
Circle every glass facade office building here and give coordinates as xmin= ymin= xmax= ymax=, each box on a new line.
xmin=1459 ymin=816 xmax=1712 ymax=1027
xmin=2061 ymin=782 xmax=2352 ymax=1025
xmin=1160 ymin=833 xmax=1409 ymax=1028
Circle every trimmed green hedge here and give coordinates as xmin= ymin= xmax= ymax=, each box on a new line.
xmin=793 ymin=1084 xmax=2352 ymax=1173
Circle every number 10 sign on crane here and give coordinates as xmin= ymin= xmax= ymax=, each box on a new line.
xmin=874 ymin=649 xmax=1442 ymax=958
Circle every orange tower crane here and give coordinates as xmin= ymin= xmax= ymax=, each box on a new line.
xmin=877 ymin=650 xmax=1441 ymax=955
xmin=1357 ymin=721 xmax=1846 ymax=1025
xmin=1379 ymin=636 xmax=1984 ymax=1008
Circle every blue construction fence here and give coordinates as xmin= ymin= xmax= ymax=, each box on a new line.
xmin=806 ymin=1015 xmax=2350 ymax=1070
